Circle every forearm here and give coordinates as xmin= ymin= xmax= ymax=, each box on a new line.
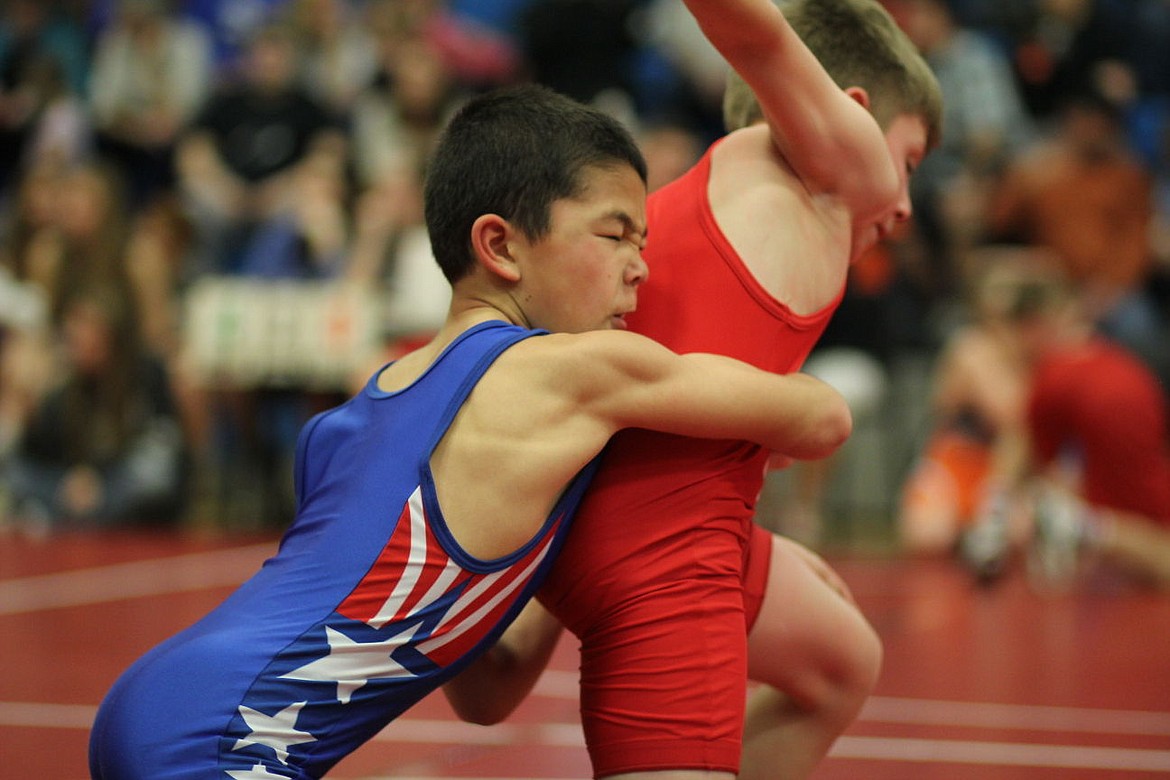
xmin=681 ymin=0 xmax=792 ymax=66
xmin=571 ymin=332 xmax=852 ymax=459
xmin=766 ymin=372 xmax=853 ymax=459
xmin=442 ymin=600 xmax=563 ymax=725
xmin=176 ymin=141 xmax=247 ymax=216
xmin=681 ymin=354 xmax=853 ymax=459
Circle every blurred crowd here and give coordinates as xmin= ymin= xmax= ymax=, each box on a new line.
xmin=0 ymin=0 xmax=1168 ymax=563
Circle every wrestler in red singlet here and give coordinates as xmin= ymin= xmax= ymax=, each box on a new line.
xmin=1028 ymin=338 xmax=1170 ymax=525
xmin=538 ymin=141 xmax=844 ymax=775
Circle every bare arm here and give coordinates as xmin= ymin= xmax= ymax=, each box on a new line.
xmin=175 ymin=131 xmax=248 ymax=217
xmin=442 ymin=601 xmax=564 ymax=725
xmin=681 ymin=0 xmax=896 ymax=208
xmin=549 ymin=330 xmax=852 ymax=460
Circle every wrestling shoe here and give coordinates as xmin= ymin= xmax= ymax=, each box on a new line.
xmin=1026 ymin=485 xmax=1086 ymax=591
xmin=959 ymin=506 xmax=1010 ymax=585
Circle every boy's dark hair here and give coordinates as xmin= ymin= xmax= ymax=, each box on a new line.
xmin=424 ymin=84 xmax=648 ymax=283
xmin=723 ymin=0 xmax=943 ymax=150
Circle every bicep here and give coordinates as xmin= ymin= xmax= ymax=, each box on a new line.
xmin=574 ymin=336 xmax=849 ymax=457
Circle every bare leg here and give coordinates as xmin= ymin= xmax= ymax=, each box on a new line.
xmin=740 ymin=534 xmax=882 ymax=780
xmin=1095 ymin=508 xmax=1170 ymax=588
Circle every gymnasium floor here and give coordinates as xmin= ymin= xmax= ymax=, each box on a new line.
xmin=3 ymin=528 xmax=1168 ymax=779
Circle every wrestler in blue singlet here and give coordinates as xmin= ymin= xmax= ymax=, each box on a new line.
xmin=90 ymin=321 xmax=597 ymax=779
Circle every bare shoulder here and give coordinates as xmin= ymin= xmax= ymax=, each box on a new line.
xmin=464 ymin=330 xmax=675 ymax=440
xmin=503 ymin=330 xmax=669 ymax=383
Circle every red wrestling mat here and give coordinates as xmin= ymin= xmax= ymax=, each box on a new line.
xmin=2 ymin=530 xmax=1168 ymax=779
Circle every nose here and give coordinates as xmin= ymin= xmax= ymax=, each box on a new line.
xmin=627 ymin=252 xmax=649 ymax=286
xmin=893 ymin=189 xmax=913 ymax=223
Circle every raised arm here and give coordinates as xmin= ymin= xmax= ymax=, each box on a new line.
xmin=682 ymin=0 xmax=897 ymax=207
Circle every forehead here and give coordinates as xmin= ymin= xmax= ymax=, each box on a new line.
xmin=575 ymin=162 xmax=645 ymax=194
xmin=885 ymin=114 xmax=929 ymax=156
xmin=558 ymin=164 xmax=646 ymax=218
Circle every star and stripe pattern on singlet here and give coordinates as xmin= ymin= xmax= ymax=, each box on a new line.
xmin=218 ymin=484 xmax=567 ymax=775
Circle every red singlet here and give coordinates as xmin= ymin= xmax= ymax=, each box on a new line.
xmin=1029 ymin=338 xmax=1170 ymax=525
xmin=539 ymin=141 xmax=843 ymax=776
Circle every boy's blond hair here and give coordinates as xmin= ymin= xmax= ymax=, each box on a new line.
xmin=723 ymin=0 xmax=942 ymax=148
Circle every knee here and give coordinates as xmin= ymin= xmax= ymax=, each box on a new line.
xmin=826 ymin=611 xmax=882 ymax=727
xmin=850 ymin=613 xmax=883 ymax=700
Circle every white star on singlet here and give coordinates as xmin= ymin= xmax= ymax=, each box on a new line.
xmin=225 ymin=763 xmax=292 ymax=779
xmin=280 ymin=624 xmax=419 ymax=704
xmin=232 ymin=701 xmax=316 ymax=765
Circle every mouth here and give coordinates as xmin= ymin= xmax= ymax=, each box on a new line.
xmin=610 ymin=312 xmax=631 ymax=330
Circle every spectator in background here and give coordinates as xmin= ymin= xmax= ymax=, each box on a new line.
xmin=0 ymin=163 xmax=63 ymax=461
xmin=1 ymin=161 xmax=68 ymax=279
xmin=0 ymin=0 xmax=91 ymax=200
xmin=517 ymin=0 xmax=642 ymax=121
xmin=234 ymin=149 xmax=350 ymax=279
xmin=344 ymin=5 xmax=466 ymax=363
xmin=889 ymin=0 xmax=1033 ymax=299
xmin=173 ymin=20 xmax=352 ymax=529
xmin=4 ymin=283 xmax=189 ymax=532
xmin=345 ymin=163 xmax=451 ymax=362
xmin=357 ymin=0 xmax=519 ymax=93
xmin=350 ymin=17 xmax=466 ymax=189
xmin=0 ymin=266 xmax=47 ymax=469
xmin=171 ymin=0 xmax=289 ymax=74
xmin=21 ymin=161 xmax=133 ymax=325
xmin=88 ymin=0 xmax=214 ymax=211
xmin=0 ymin=162 xmax=134 ymax=474
xmin=174 ymin=19 xmax=347 ymax=278
xmin=123 ymin=196 xmax=196 ymax=361
xmin=987 ymin=87 xmax=1165 ymax=385
xmin=288 ymin=0 xmax=379 ymax=115
xmin=1009 ymin=0 xmax=1133 ymax=122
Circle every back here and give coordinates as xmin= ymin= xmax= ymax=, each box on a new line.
xmin=1029 ymin=339 xmax=1170 ymax=523
xmin=90 ymin=322 xmax=599 ymax=779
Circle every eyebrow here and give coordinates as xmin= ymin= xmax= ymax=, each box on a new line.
xmin=603 ymin=210 xmax=648 ymax=242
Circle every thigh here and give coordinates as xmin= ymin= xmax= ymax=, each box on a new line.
xmin=578 ymin=564 xmax=748 ymax=777
xmin=746 ymin=533 xmax=880 ymax=704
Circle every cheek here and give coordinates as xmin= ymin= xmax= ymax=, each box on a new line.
xmin=555 ymin=244 xmax=613 ymax=286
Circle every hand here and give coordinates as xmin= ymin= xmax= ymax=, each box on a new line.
xmin=766 ymin=451 xmax=794 ymax=471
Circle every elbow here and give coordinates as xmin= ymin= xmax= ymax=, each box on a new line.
xmin=450 ymin=701 xmax=508 ymax=727
xmin=817 ymin=399 xmax=853 ymax=457
xmin=443 ymin=687 xmax=512 ymax=726
xmin=799 ymin=397 xmax=852 ymax=460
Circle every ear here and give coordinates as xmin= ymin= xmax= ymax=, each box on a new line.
xmin=844 ymin=86 xmax=871 ymax=111
xmin=470 ymin=213 xmax=522 ymax=282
